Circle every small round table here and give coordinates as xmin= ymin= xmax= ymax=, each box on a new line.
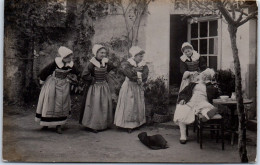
xmin=213 ymin=98 xmax=253 ymax=106
xmin=213 ymin=98 xmax=253 ymax=145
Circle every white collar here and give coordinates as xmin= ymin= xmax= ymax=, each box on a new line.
xmin=127 ymin=58 xmax=146 ymax=67
xmin=55 ymin=57 xmax=74 ymax=68
xmin=90 ymin=57 xmax=101 ymax=68
xmin=180 ymin=50 xmax=200 ymax=62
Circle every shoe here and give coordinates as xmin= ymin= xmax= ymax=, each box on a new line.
xmin=85 ymin=127 xmax=98 ymax=133
xmin=56 ymin=125 xmax=62 ymax=134
xmin=179 ymin=139 xmax=187 ymax=144
xmin=41 ymin=126 xmax=48 ymax=130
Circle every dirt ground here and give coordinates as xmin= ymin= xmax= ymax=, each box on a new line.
xmin=2 ymin=104 xmax=257 ymax=163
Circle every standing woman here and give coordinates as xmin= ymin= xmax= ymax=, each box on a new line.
xmin=35 ymin=46 xmax=80 ymax=134
xmin=114 ymin=46 xmax=149 ymax=133
xmin=80 ymin=44 xmax=114 ymax=133
xmin=179 ymin=42 xmax=207 ymax=92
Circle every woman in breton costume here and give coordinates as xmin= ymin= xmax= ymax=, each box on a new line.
xmin=114 ymin=46 xmax=149 ymax=133
xmin=79 ymin=44 xmax=114 ymax=133
xmin=35 ymin=46 xmax=79 ymax=134
xmin=179 ymin=42 xmax=207 ymax=93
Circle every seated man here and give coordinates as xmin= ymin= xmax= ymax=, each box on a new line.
xmin=173 ymin=68 xmax=219 ymax=144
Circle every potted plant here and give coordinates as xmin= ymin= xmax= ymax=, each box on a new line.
xmin=215 ymin=69 xmax=236 ymax=97
xmin=144 ymin=77 xmax=170 ymax=123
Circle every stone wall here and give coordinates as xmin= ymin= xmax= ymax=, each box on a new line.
xmin=4 ymin=27 xmax=25 ymax=103
xmin=145 ymin=0 xmax=171 ymax=85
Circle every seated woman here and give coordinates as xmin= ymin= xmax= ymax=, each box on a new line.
xmin=173 ymin=68 xmax=219 ymax=144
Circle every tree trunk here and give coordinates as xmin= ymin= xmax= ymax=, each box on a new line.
xmin=133 ymin=14 xmax=142 ymax=46
xmin=228 ymin=25 xmax=248 ymax=163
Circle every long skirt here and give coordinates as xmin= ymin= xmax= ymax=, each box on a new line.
xmin=81 ymin=81 xmax=113 ymax=130
xmin=114 ymin=78 xmax=146 ymax=129
xmin=173 ymin=104 xmax=195 ymax=125
xmin=35 ymin=76 xmax=70 ymax=126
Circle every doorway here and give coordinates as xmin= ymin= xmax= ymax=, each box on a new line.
xmin=169 ymin=15 xmax=188 ymax=87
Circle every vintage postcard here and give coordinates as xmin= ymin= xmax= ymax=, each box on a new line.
xmin=3 ymin=0 xmax=257 ymax=163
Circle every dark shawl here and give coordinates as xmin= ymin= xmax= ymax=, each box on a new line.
xmin=180 ymin=57 xmax=207 ymax=75
xmin=38 ymin=61 xmax=80 ymax=81
xmin=120 ymin=61 xmax=149 ymax=83
xmin=177 ymin=82 xmax=219 ymax=104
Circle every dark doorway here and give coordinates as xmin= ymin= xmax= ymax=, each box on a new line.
xmin=169 ymin=15 xmax=188 ymax=87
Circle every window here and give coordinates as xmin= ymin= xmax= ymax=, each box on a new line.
xmin=188 ymin=17 xmax=221 ymax=70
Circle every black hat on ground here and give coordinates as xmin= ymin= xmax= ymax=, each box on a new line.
xmin=138 ymin=132 xmax=168 ymax=150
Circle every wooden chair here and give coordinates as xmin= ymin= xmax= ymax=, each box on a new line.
xmin=196 ymin=113 xmax=225 ymax=150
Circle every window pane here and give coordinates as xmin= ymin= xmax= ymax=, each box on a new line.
xmin=191 ymin=40 xmax=198 ymax=51
xmin=191 ymin=23 xmax=198 ymax=38
xmin=200 ymin=56 xmax=207 ymax=66
xmin=214 ymin=38 xmax=218 ymax=55
xmin=209 ymin=38 xmax=218 ymax=55
xmin=200 ymin=21 xmax=208 ymax=37
xmin=209 ymin=56 xmax=218 ymax=70
xmin=209 ymin=20 xmax=218 ymax=36
xmin=209 ymin=38 xmax=214 ymax=54
xmin=200 ymin=39 xmax=207 ymax=54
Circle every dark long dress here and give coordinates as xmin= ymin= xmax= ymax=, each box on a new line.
xmin=80 ymin=58 xmax=114 ymax=130
xmin=35 ymin=60 xmax=79 ymax=126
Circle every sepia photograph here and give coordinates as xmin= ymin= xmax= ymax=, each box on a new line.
xmin=3 ymin=0 xmax=257 ymax=163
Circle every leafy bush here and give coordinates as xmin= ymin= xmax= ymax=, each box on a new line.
xmin=215 ymin=69 xmax=235 ymax=97
xmin=144 ymin=77 xmax=169 ymax=115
